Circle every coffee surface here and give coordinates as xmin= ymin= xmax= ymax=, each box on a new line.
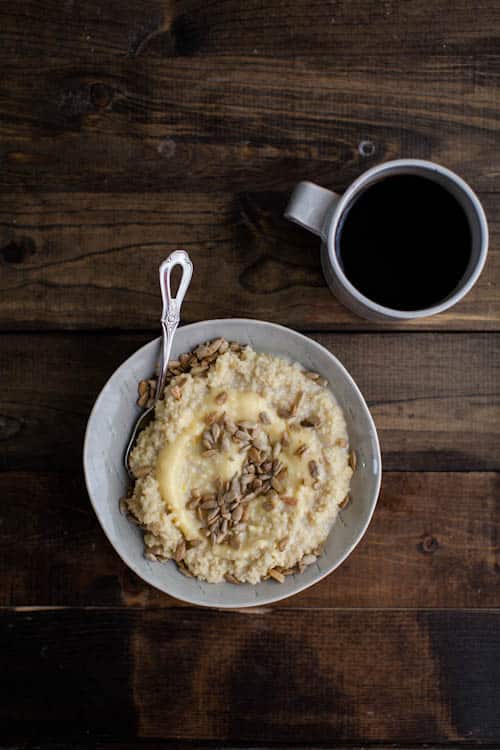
xmin=336 ymin=174 xmax=472 ymax=310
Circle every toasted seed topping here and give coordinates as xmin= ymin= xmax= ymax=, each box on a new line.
xmin=282 ymin=496 xmax=298 ymax=506
xmin=202 ymin=448 xmax=218 ymax=458
xmin=187 ymin=539 xmax=202 ymax=549
xmin=308 ymin=460 xmax=319 ymax=478
xmin=205 ymin=411 xmax=218 ymax=425
xmin=177 ymin=561 xmax=194 ymax=577
xmin=269 ymin=568 xmax=285 ymax=583
xmin=171 ymin=385 xmax=182 ymax=400
xmin=277 ymin=406 xmax=291 ymax=419
xmin=272 ymin=441 xmax=282 ymax=459
xmin=281 ymin=430 xmax=290 ymax=448
xmin=229 ymin=535 xmax=240 ymax=550
xmin=259 ymin=411 xmax=271 ymax=424
xmin=138 ymin=380 xmax=149 ymax=397
xmin=186 ymin=496 xmax=201 ymax=510
xmin=174 ymin=540 xmax=186 ymax=562
xmin=262 ymin=499 xmax=274 ymax=511
xmin=271 ymin=477 xmax=283 ymax=493
xmin=295 ymin=443 xmax=308 ymax=457
xmin=304 ymin=370 xmax=321 ymax=380
xmin=215 ymin=390 xmax=228 ymax=405
xmin=349 ymin=449 xmax=357 ymax=471
xmin=278 ymin=536 xmax=289 ymax=551
xmin=290 ymin=390 xmax=303 ymax=416
xmin=144 ymin=550 xmax=158 ymax=562
xmin=301 ymin=415 xmax=321 ymax=428
xmin=224 ymin=573 xmax=241 ymax=584
xmin=335 ymin=437 xmax=347 ymax=448
xmin=339 ymin=494 xmax=350 ymax=509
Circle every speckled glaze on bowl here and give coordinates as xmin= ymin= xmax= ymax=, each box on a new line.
xmin=83 ymin=319 xmax=381 ymax=608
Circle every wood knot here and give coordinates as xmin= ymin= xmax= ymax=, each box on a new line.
xmin=0 ymin=237 xmax=36 ymax=265
xmin=90 ymin=82 xmax=113 ymax=109
xmin=419 ymin=535 xmax=439 ymax=554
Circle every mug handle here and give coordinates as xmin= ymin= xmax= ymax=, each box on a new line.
xmin=284 ymin=181 xmax=340 ymax=238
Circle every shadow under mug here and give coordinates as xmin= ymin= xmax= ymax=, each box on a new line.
xmin=284 ymin=159 xmax=488 ymax=322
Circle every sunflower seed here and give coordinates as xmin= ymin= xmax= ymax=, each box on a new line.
xmin=339 ymin=494 xmax=350 ymax=509
xmin=277 ymin=406 xmax=291 ymax=419
xmin=295 ymin=443 xmax=308 ymax=457
xmin=259 ymin=411 xmax=271 ymax=424
xmin=272 ymin=442 xmax=282 ymax=459
xmin=138 ymin=380 xmax=149 ymax=397
xmin=349 ymin=449 xmax=357 ymax=471
xmin=269 ymin=568 xmax=285 ymax=583
xmin=276 ymin=467 xmax=288 ymax=480
xmin=200 ymin=498 xmax=218 ymax=510
xmin=281 ymin=430 xmax=290 ymax=448
xmin=187 ymin=539 xmax=202 ymax=549
xmin=278 ymin=536 xmax=289 ymax=551
xmin=335 ymin=437 xmax=347 ymax=448
xmin=271 ymin=477 xmax=283 ymax=493
xmin=144 ymin=551 xmax=158 ymax=562
xmin=205 ymin=411 xmax=218 ymax=425
xmin=187 ymin=496 xmax=201 ymax=510
xmin=178 ymin=561 xmax=194 ymax=577
xmin=137 ymin=391 xmax=149 ymax=408
xmin=301 ymin=415 xmax=321 ymax=428
xmin=171 ymin=385 xmax=182 ymax=400
xmin=215 ymin=391 xmax=228 ymax=405
xmin=304 ymin=370 xmax=321 ymax=381
xmin=220 ymin=434 xmax=231 ymax=452
xmin=231 ymin=505 xmax=244 ymax=523
xmin=207 ymin=507 xmax=220 ymax=522
xmin=211 ymin=422 xmax=221 ymax=442
xmin=229 ymin=535 xmax=240 ymax=550
xmin=203 ymin=437 xmax=214 ymax=451
xmin=224 ymin=573 xmax=241 ymax=584
xmin=262 ymin=499 xmax=274 ymax=511
xmin=290 ymin=391 xmax=303 ymax=416
xmin=202 ymin=449 xmax=217 ymax=458
xmin=174 ymin=540 xmax=186 ymax=562
xmin=308 ymin=460 xmax=319 ymax=478
xmin=282 ymin=496 xmax=298 ymax=506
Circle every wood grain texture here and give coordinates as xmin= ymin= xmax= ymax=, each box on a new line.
xmin=0 ymin=192 xmax=498 ymax=331
xmin=1 ymin=332 xmax=498 ymax=473
xmin=2 ymin=608 xmax=500 ymax=742
xmin=0 ymin=2 xmax=499 ymax=193
xmin=1 ymin=470 xmax=498 ymax=609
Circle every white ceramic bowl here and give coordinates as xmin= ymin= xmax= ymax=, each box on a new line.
xmin=84 ymin=319 xmax=381 ymax=608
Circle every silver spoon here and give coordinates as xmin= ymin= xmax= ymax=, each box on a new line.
xmin=124 ymin=250 xmax=193 ymax=478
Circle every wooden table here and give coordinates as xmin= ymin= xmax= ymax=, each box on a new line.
xmin=1 ymin=1 xmax=499 ymax=745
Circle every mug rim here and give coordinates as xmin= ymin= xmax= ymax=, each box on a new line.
xmin=325 ymin=158 xmax=489 ymax=320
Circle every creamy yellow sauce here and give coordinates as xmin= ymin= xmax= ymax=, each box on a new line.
xmin=156 ymin=388 xmax=316 ymax=551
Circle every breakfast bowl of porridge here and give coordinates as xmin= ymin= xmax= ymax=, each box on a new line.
xmin=84 ymin=319 xmax=381 ymax=607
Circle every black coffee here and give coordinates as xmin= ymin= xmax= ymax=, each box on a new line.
xmin=336 ymin=174 xmax=472 ymax=310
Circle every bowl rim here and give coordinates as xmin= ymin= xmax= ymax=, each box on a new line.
xmin=83 ymin=317 xmax=382 ymax=608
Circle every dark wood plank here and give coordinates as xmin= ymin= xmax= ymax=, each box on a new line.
xmin=1 ymin=332 xmax=498 ymax=473
xmin=0 ymin=192 xmax=498 ymax=331
xmin=1 ymin=471 xmax=498 ymax=608
xmin=2 ymin=608 xmax=499 ymax=742
xmin=0 ymin=2 xmax=499 ymax=193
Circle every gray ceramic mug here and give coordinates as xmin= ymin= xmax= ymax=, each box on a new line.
xmin=285 ymin=159 xmax=488 ymax=321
